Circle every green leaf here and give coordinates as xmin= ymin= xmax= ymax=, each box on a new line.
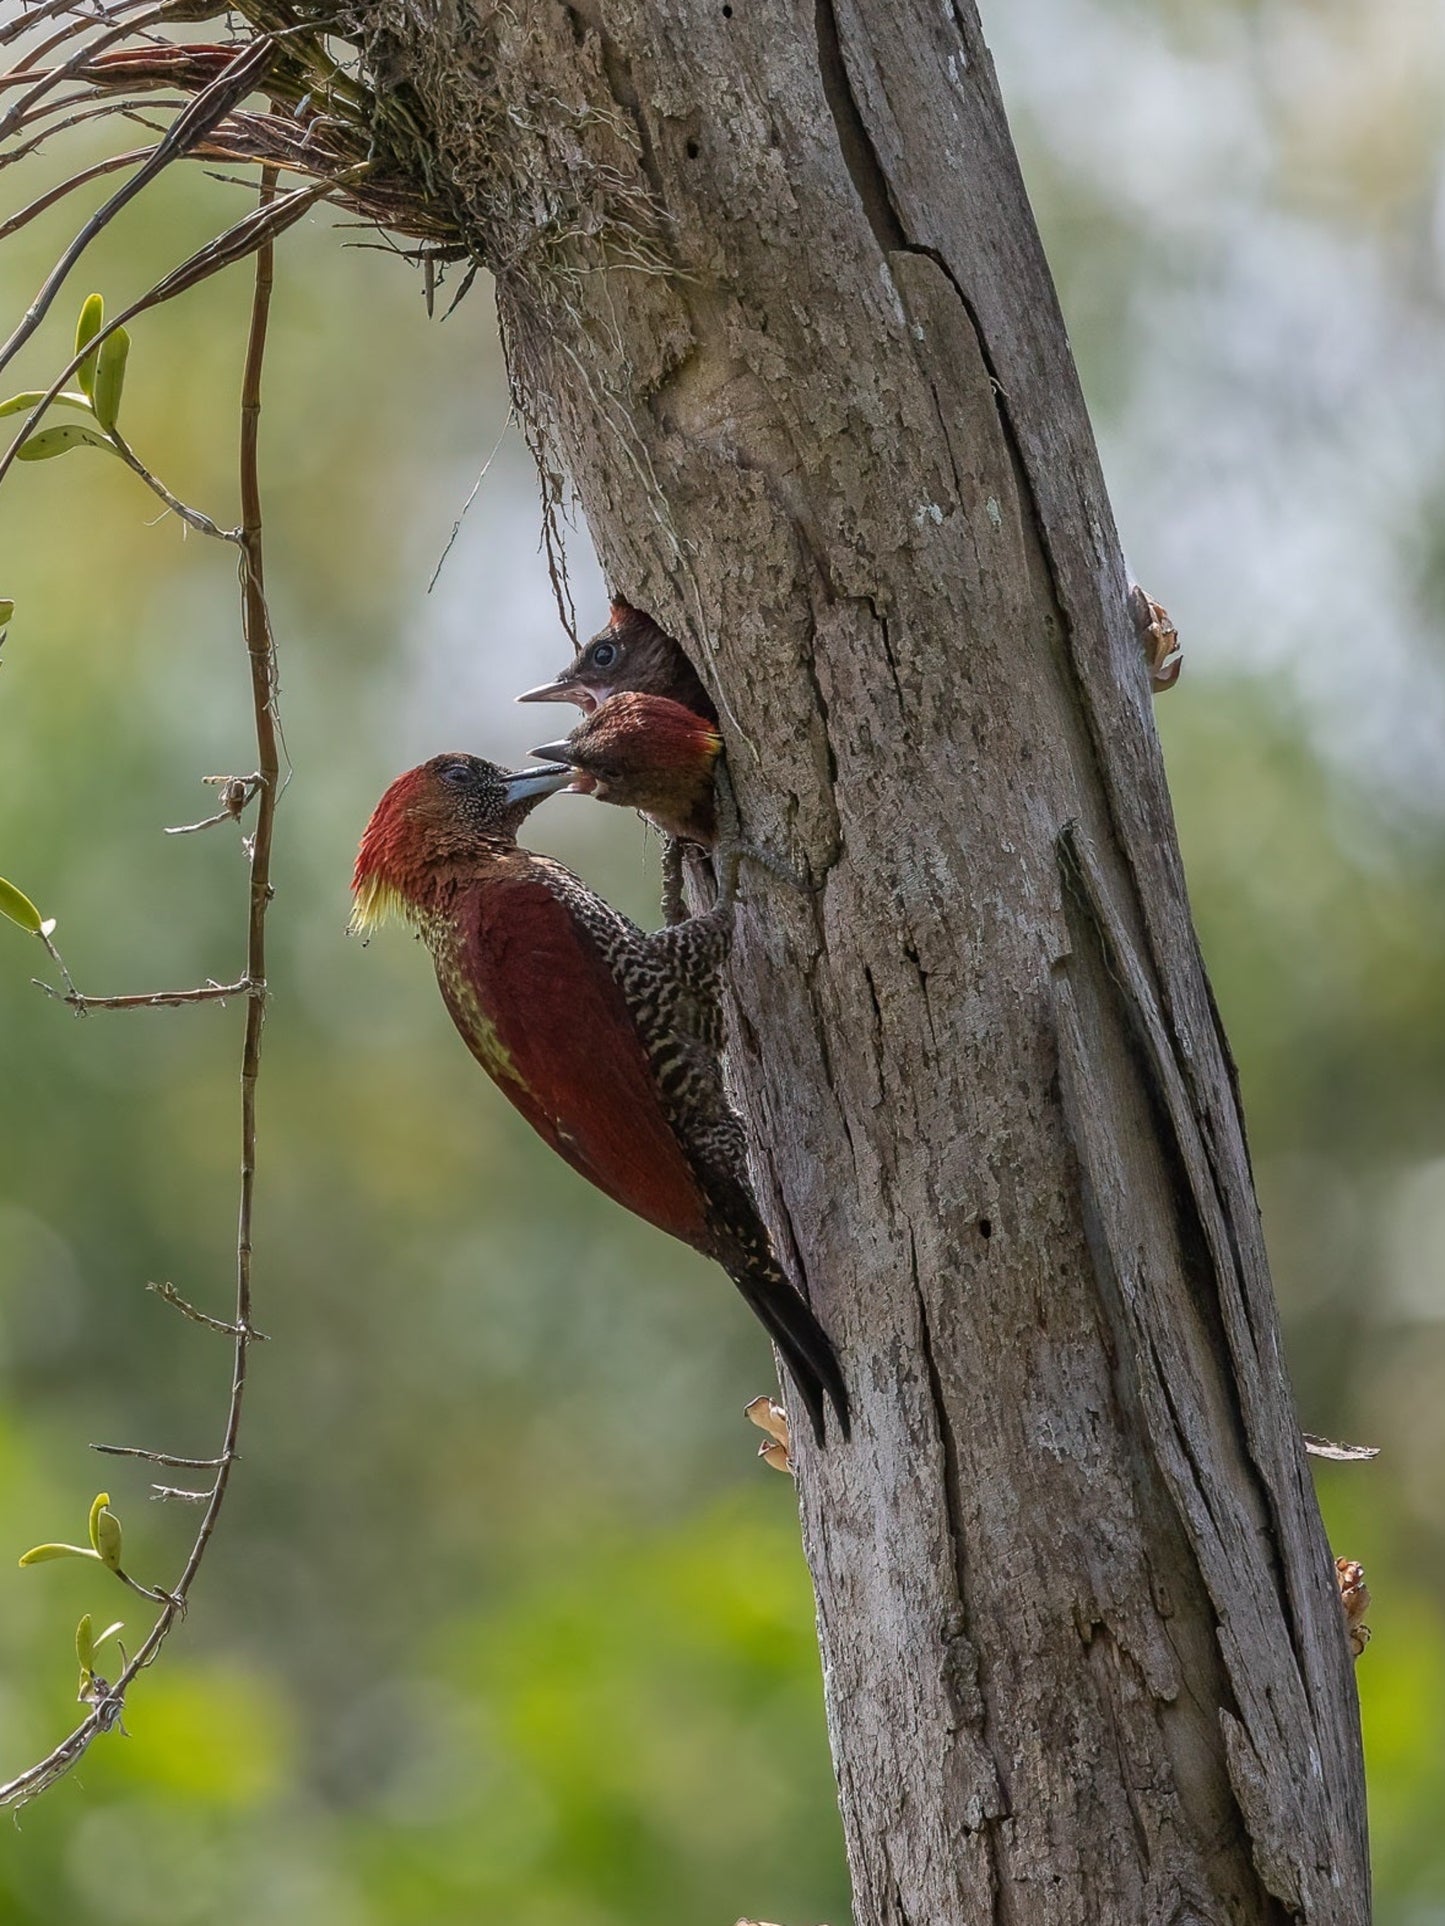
xmin=92 ymin=328 xmax=129 ymax=433
xmin=75 ymin=1614 xmax=123 ymax=1692
xmin=0 ymin=876 xmax=44 ymax=933
xmin=19 ymin=1543 xmax=99 ymax=1566
xmin=0 ymin=392 xmax=93 ymax=418
xmin=0 ymin=599 xmax=13 ymax=628
xmin=75 ymin=293 xmax=104 ymax=398
xmin=15 ymin=423 xmax=113 ymax=462
xmin=90 ymin=1492 xmax=123 ymax=1571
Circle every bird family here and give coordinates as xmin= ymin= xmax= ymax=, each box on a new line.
xmin=351 ymin=603 xmax=850 ymax=1449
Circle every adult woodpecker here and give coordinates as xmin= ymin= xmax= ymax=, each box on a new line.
xmin=517 ymin=602 xmax=716 ymax=721
xmin=530 ymin=692 xmax=723 ymax=850
xmin=351 ymin=753 xmax=849 ymax=1446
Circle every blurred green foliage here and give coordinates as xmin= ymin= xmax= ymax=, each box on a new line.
xmin=1 ymin=0 xmax=1442 ymax=1919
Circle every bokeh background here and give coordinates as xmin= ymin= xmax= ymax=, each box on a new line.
xmin=1 ymin=0 xmax=1442 ymax=1918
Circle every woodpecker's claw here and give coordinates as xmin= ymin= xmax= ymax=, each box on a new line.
xmin=746 ymin=1394 xmax=793 ymax=1474
xmin=1129 ymin=584 xmax=1182 ymax=694
xmin=713 ymin=764 xmax=805 ymax=911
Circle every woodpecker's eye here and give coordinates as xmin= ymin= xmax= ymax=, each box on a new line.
xmin=438 ymin=761 xmax=474 ymax=788
xmin=589 ymin=641 xmax=618 ymax=670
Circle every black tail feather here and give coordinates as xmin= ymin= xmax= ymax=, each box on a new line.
xmin=728 ymin=1256 xmax=850 ymax=1447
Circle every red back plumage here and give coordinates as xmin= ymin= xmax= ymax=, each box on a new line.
xmin=447 ymin=873 xmax=712 ymax=1247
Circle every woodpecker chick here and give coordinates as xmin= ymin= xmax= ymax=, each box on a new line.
xmin=531 ymin=693 xmax=723 ymax=849
xmin=517 ymin=601 xmax=717 ymax=721
xmin=352 ymin=754 xmax=849 ymax=1445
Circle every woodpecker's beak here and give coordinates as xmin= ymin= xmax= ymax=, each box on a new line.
xmin=503 ymin=764 xmax=573 ymax=805
xmin=528 ymin=737 xmax=575 ymax=767
xmin=516 ymin=674 xmax=601 ymax=713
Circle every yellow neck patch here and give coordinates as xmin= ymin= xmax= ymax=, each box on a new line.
xmin=348 ymin=873 xmax=412 ymax=936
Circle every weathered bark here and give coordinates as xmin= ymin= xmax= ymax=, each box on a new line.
xmin=353 ymin=0 xmax=1369 ymax=1915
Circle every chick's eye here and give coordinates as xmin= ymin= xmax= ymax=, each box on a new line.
xmin=439 ymin=762 xmax=473 ymax=788
xmin=590 ymin=641 xmax=617 ymax=669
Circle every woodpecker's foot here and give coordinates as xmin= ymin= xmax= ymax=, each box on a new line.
xmin=745 ymin=1394 xmax=793 ymax=1475
xmin=660 ymin=838 xmax=688 ymax=927
xmin=740 ymin=842 xmax=808 ymax=892
xmin=1336 ymin=1557 xmax=1372 ymax=1659
xmin=1129 ymin=583 xmax=1182 ymax=694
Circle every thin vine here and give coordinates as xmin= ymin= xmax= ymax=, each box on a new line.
xmin=0 ymin=164 xmax=279 ymax=1810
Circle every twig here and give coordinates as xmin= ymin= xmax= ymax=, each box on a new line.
xmin=428 ymin=404 xmax=513 ymax=592
xmin=149 ymin=1485 xmax=214 ymax=1502
xmin=116 ymin=1569 xmax=183 ymax=1608
xmin=36 ymin=926 xmax=78 ymax=1001
xmin=147 ymin=1277 xmax=267 ymax=1338
xmin=32 ymin=975 xmax=253 ymax=1010
xmin=91 ymin=1444 xmax=229 ymax=1467
xmin=105 ymin=424 xmax=237 ymax=539
xmin=164 ymin=774 xmax=261 ymax=834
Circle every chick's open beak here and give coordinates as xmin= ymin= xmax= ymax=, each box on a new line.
xmin=516 ymin=675 xmax=601 ymax=712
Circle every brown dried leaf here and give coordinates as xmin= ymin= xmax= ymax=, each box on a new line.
xmin=744 ymin=1396 xmax=792 ymax=1474
xmin=744 ymin=1395 xmax=789 ymax=1448
xmin=1129 ymin=583 xmax=1182 ymax=693
xmin=1335 ymin=1557 xmax=1372 ymax=1659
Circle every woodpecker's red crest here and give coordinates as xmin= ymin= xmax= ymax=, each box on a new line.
xmin=350 ymin=754 xmax=571 ymax=931
xmin=530 ymin=693 xmax=723 ymax=847
xmin=517 ymin=602 xmax=717 ymax=722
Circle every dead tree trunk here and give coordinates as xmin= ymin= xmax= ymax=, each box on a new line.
xmin=353 ymin=0 xmax=1369 ymax=1914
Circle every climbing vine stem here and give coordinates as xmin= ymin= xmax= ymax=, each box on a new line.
xmin=0 ymin=163 xmax=281 ymax=1810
